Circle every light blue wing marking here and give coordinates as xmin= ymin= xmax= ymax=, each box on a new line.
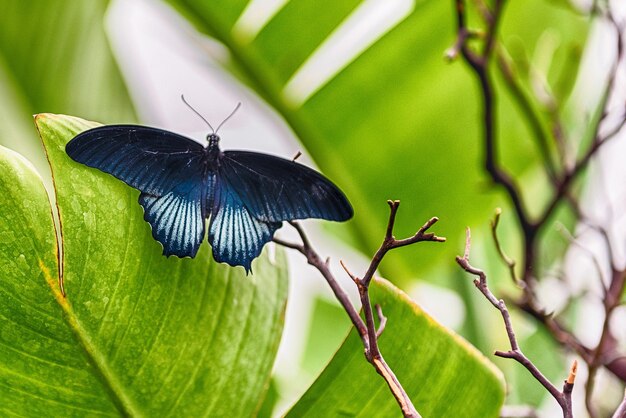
xmin=139 ymin=182 xmax=205 ymax=258
xmin=208 ymin=178 xmax=281 ymax=272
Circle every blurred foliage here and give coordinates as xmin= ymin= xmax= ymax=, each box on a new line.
xmin=164 ymin=0 xmax=588 ymax=285
xmin=0 ymin=0 xmax=134 ymax=173
xmin=0 ymin=0 xmax=596 ymax=416
xmin=0 ymin=0 xmax=589 ymax=286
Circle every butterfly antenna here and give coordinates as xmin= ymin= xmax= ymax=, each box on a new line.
xmin=215 ymin=102 xmax=241 ymax=134
xmin=181 ymin=94 xmax=215 ymax=133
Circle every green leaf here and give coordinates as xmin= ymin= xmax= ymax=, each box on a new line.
xmin=161 ymin=0 xmax=588 ymax=283
xmin=1 ymin=114 xmax=288 ymax=416
xmin=300 ymin=296 xmax=351 ymax=376
xmin=287 ymin=278 xmax=505 ymax=417
xmin=0 ymin=145 xmax=117 ymax=415
xmin=0 ymin=0 xmax=134 ymax=173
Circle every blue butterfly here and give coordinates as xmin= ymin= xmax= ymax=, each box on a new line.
xmin=65 ymin=102 xmax=353 ymax=272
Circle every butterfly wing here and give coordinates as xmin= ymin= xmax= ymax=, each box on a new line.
xmin=219 ymin=151 xmax=353 ymax=223
xmin=66 ymin=125 xmax=206 ymax=196
xmin=66 ymin=125 xmax=209 ymax=257
xmin=139 ymin=182 xmax=206 ymax=258
xmin=208 ymin=174 xmax=281 ymax=272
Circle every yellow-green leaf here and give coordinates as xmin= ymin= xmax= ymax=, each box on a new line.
xmin=0 ymin=114 xmax=288 ymax=416
xmin=287 ymin=278 xmax=505 ymax=417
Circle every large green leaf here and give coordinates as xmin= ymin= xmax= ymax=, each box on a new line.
xmin=287 ymin=278 xmax=505 ymax=417
xmin=162 ymin=0 xmax=588 ymax=283
xmin=0 ymin=145 xmax=117 ymax=415
xmin=0 ymin=0 xmax=134 ymax=173
xmin=0 ymin=114 xmax=288 ymax=415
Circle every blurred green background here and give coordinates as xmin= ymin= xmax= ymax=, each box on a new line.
xmin=0 ymin=0 xmax=610 ymax=415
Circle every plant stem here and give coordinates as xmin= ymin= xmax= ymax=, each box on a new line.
xmin=274 ymin=200 xmax=445 ymax=417
xmin=456 ymin=228 xmax=577 ymax=417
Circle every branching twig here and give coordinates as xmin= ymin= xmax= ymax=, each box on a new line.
xmin=361 ymin=201 xmax=445 ymax=288
xmin=274 ymin=200 xmax=445 ymax=418
xmin=454 ymin=0 xmax=532 ymax=231
xmin=452 ymin=0 xmax=626 ymax=403
xmin=535 ymin=10 xmax=625 ymax=230
xmin=491 ymin=208 xmax=520 ymax=285
xmin=456 ymin=228 xmax=576 ymax=418
xmin=272 ymin=225 xmax=367 ymax=342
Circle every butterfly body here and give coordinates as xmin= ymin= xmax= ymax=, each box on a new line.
xmin=66 ymin=125 xmax=352 ymax=272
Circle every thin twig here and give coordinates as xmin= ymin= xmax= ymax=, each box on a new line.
xmin=340 ymin=259 xmax=358 ymax=284
xmin=454 ymin=0 xmax=538 ymax=304
xmin=563 ymin=360 xmax=577 ymax=416
xmin=536 ymin=11 xmax=625 ymax=230
xmin=375 ymin=304 xmax=387 ymax=338
xmin=275 ymin=224 xmax=367 ymax=343
xmin=453 ymin=0 xmax=626 ymax=394
xmin=273 ymin=201 xmax=445 ymax=418
xmin=456 ymin=228 xmax=575 ymax=417
xmin=361 ymin=201 xmax=445 ymax=288
xmin=445 ymin=29 xmax=482 ymax=61
xmin=490 ymin=208 xmax=520 ymax=285
xmin=555 ymin=222 xmax=608 ymax=295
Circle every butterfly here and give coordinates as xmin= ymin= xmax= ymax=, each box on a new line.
xmin=65 ymin=100 xmax=353 ymax=272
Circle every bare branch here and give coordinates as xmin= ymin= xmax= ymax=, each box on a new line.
xmin=271 ymin=237 xmax=303 ymax=252
xmin=274 ymin=223 xmax=367 ymax=342
xmin=274 ymin=202 xmax=444 ymax=417
xmin=339 ymin=259 xmax=359 ymax=284
xmin=456 ymin=228 xmax=575 ymax=417
xmin=454 ymin=0 xmax=626 ymax=396
xmin=375 ymin=304 xmax=388 ymax=338
xmin=491 ymin=208 xmax=521 ymax=285
xmin=361 ymin=201 xmax=444 ymax=287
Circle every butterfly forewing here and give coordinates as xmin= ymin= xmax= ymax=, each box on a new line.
xmin=66 ymin=125 xmax=206 ymax=196
xmin=67 ymin=125 xmax=210 ymax=258
xmin=219 ymin=151 xmax=353 ymax=223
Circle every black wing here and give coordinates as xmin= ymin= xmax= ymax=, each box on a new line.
xmin=219 ymin=151 xmax=353 ymax=223
xmin=208 ymin=174 xmax=281 ymax=273
xmin=66 ymin=125 xmax=209 ymax=257
xmin=66 ymin=125 xmax=206 ymax=196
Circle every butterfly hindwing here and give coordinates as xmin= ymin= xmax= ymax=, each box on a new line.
xmin=66 ymin=125 xmax=206 ymax=195
xmin=208 ymin=175 xmax=281 ymax=272
xmin=219 ymin=151 xmax=353 ymax=223
xmin=138 ymin=181 xmax=206 ymax=258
